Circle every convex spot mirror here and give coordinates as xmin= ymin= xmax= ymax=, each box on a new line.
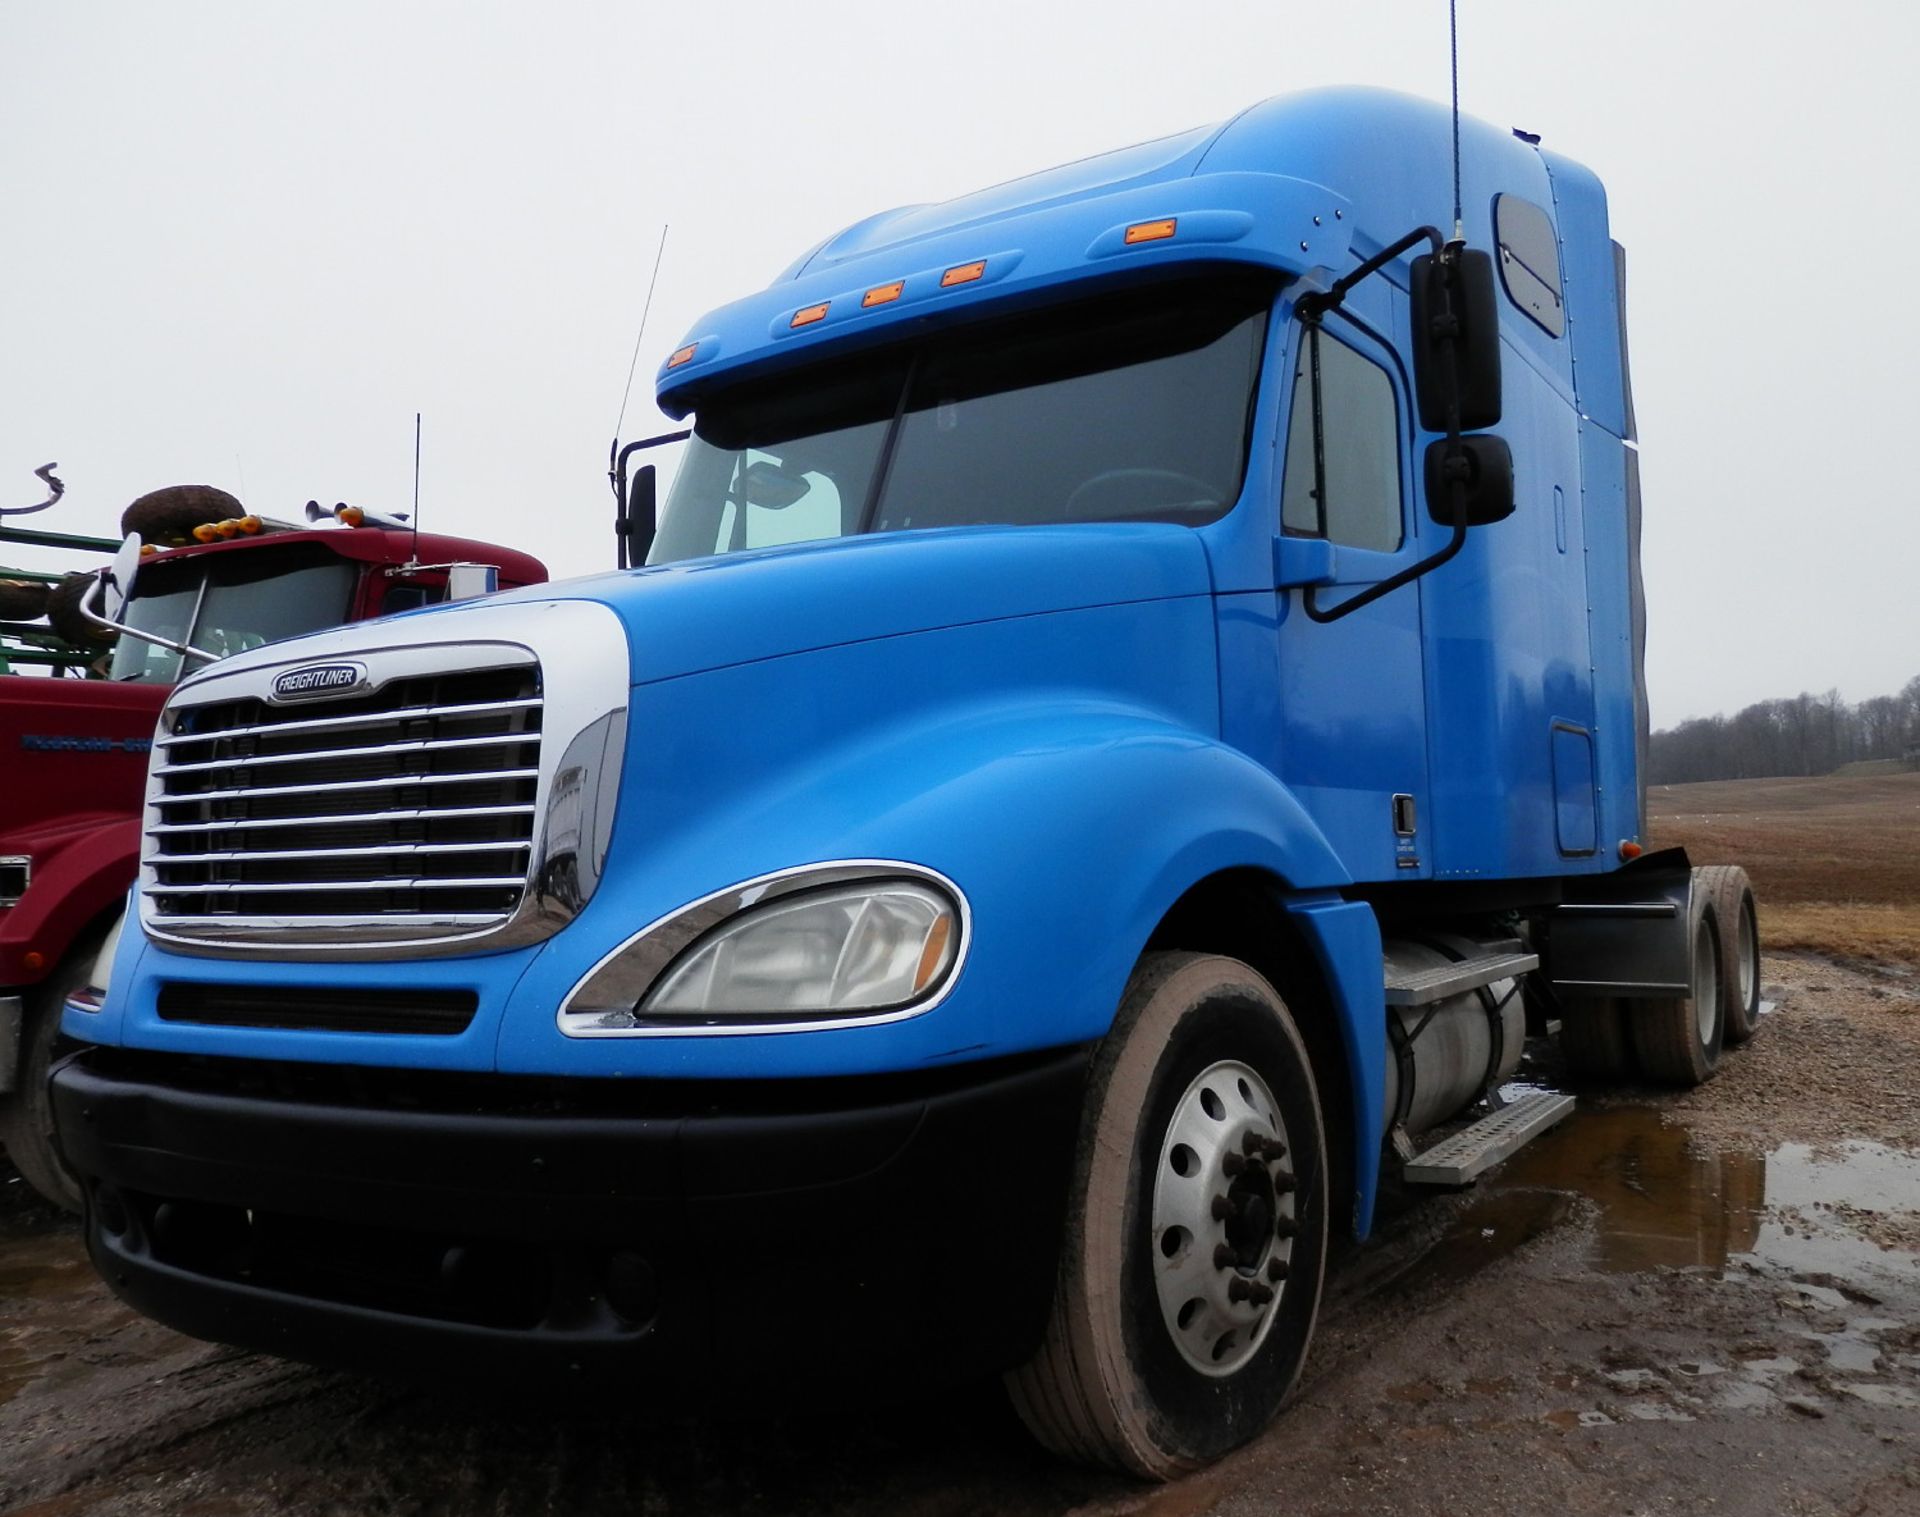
xmin=1410 ymin=249 xmax=1503 ymax=432
xmin=99 ymin=532 xmax=142 ymax=622
xmin=734 ymin=458 xmax=810 ymax=510
xmin=1424 ymin=436 xmax=1515 ymax=527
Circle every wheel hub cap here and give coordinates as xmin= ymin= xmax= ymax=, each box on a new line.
xmin=1151 ymin=1059 xmax=1296 ymax=1377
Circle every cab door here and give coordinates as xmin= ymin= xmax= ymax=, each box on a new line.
xmin=1266 ymin=283 xmax=1430 ymax=884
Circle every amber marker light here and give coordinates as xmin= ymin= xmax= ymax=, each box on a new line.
xmin=862 ymin=280 xmax=905 ymax=307
xmin=191 ymin=523 xmax=220 ymax=543
xmin=914 ymin=911 xmax=955 ymax=995
xmin=666 ymin=343 xmax=698 ymax=368
xmin=336 ymin=505 xmax=365 ymax=527
xmin=940 ymin=260 xmax=986 ymax=287
xmin=1618 ymin=840 xmax=1644 ymax=861
xmin=1124 ymin=217 xmax=1178 ymax=244
xmin=791 ymin=302 xmax=830 ymax=328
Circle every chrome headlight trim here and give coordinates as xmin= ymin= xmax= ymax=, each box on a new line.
xmin=0 ymin=854 xmax=30 ymax=909
xmin=558 ymin=860 xmax=972 ymax=1038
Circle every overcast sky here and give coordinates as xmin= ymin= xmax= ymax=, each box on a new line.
xmin=5 ymin=1 xmax=1915 ymax=725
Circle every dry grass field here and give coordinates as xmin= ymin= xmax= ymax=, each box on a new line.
xmin=1649 ymin=770 xmax=1920 ymax=965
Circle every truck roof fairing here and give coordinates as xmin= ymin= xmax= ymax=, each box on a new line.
xmin=654 ymin=86 xmax=1569 ymax=419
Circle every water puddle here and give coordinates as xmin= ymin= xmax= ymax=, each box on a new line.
xmin=1450 ymin=1103 xmax=1920 ymax=1286
xmin=0 ymin=1230 xmax=100 ymax=1409
xmin=1365 ymin=1097 xmax=1920 ymax=1431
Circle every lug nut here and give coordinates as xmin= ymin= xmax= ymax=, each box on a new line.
xmin=1227 ymin=1276 xmax=1276 ymax=1307
xmin=1241 ymin=1132 xmax=1266 ymax=1157
xmin=1213 ymin=1243 xmax=1236 ymax=1270
xmin=1272 ymin=1173 xmax=1298 ymax=1195
xmin=1222 ymin=1152 xmax=1248 ymax=1177
xmin=1266 ymin=1257 xmax=1290 ymax=1282
xmin=1274 ymin=1215 xmax=1299 ymax=1240
xmin=1260 ymin=1138 xmax=1288 ymax=1162
xmin=1210 ymin=1195 xmax=1236 ymax=1221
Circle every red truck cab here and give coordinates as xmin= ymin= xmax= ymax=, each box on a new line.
xmin=1 ymin=520 xmax=546 ymax=1206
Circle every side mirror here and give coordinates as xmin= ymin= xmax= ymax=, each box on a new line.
xmin=626 ymin=463 xmax=658 ymax=566
xmin=99 ymin=532 xmax=143 ymax=622
xmin=445 ymin=563 xmax=501 ymax=602
xmin=1424 ymin=436 xmax=1515 ymax=527
xmin=1410 ymin=249 xmax=1502 ymax=432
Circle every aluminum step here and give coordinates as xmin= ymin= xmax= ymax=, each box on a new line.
xmin=1401 ymin=1091 xmax=1576 ymax=1187
xmin=1383 ymin=950 xmax=1539 ymax=1008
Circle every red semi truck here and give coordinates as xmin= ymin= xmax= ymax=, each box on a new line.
xmin=0 ymin=493 xmax=546 ymax=1206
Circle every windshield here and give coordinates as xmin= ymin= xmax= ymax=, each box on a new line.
xmin=108 ymin=545 xmax=359 ymax=683
xmin=649 ymin=276 xmax=1275 ymax=565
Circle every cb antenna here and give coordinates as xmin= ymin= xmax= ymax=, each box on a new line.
xmin=613 ymin=224 xmax=671 ymax=449
xmin=411 ymin=412 xmax=422 ymax=564
xmin=1448 ymin=0 xmax=1464 ymax=245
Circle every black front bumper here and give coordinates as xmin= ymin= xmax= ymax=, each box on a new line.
xmin=51 ymin=1044 xmax=1088 ymax=1395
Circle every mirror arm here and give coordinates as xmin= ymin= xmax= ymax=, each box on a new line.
xmin=1301 ymin=492 xmax=1468 ymax=624
xmin=77 ymin=572 xmax=219 ymax=667
xmin=1297 ymin=225 xmax=1443 ymax=323
xmin=610 ymin=429 xmax=691 ymax=569
xmin=1303 ymin=231 xmax=1476 ymax=625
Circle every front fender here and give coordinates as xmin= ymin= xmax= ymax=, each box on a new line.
xmin=0 ymin=815 xmax=138 ymax=987
xmin=500 ymin=673 xmax=1352 ymax=1080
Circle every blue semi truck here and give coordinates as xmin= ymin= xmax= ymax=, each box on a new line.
xmin=51 ymin=88 xmax=1761 ymax=1475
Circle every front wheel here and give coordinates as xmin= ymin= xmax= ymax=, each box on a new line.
xmin=0 ymin=949 xmax=90 ymax=1213
xmin=1005 ymin=953 xmax=1329 ymax=1478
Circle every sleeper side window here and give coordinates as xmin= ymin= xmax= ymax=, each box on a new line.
xmin=1279 ymin=328 xmax=1403 ymax=553
xmin=1494 ymin=194 xmax=1565 ymax=337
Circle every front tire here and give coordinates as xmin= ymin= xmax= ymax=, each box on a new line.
xmin=1005 ymin=952 xmax=1329 ymax=1478
xmin=0 ymin=945 xmax=91 ymax=1213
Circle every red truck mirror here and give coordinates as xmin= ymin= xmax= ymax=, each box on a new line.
xmin=98 ymin=533 xmax=142 ymax=623
xmin=1410 ymin=248 xmax=1503 ymax=433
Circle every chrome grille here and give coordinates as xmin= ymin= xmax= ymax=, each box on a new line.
xmin=146 ymin=662 xmax=542 ymax=930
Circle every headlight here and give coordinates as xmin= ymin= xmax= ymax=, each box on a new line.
xmin=560 ymin=863 xmax=968 ymax=1036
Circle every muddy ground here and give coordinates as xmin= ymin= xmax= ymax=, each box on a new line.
xmin=3 ymin=948 xmax=1916 ymax=1517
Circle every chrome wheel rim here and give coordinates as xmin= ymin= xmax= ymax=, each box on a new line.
xmin=1150 ymin=1059 xmax=1295 ymax=1377
xmin=1738 ymin=899 xmax=1758 ymax=1011
xmin=1694 ymin=919 xmax=1721 ymax=1045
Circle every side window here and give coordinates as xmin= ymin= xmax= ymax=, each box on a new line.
xmin=1280 ymin=329 xmax=1403 ymax=553
xmin=1494 ymin=194 xmax=1564 ymax=337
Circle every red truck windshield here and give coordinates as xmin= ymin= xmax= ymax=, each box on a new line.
xmin=108 ymin=544 xmax=358 ymax=684
xmin=649 ymin=275 xmax=1274 ymax=565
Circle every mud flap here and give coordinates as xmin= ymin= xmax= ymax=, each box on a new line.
xmin=1541 ymin=850 xmax=1692 ymax=998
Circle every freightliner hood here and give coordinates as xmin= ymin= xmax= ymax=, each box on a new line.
xmin=393 ymin=523 xmax=1216 ymax=687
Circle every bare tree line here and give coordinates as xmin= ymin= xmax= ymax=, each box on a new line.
xmin=1649 ymin=677 xmax=1920 ymax=784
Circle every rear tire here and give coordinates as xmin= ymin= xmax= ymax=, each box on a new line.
xmin=1696 ymin=865 xmax=1762 ymax=1045
xmin=1557 ymin=996 xmax=1635 ymax=1083
xmin=1628 ymin=900 xmax=1724 ymax=1087
xmin=1005 ymin=953 xmax=1329 ymax=1478
xmin=0 ymin=945 xmax=90 ymax=1213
